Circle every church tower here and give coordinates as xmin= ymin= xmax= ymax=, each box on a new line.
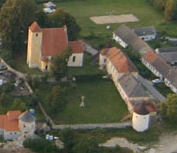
xmin=27 ymin=22 xmax=43 ymax=68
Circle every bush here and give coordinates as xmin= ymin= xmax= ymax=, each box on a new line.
xmin=23 ymin=138 xmax=59 ymax=153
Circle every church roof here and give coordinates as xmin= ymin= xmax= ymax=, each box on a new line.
xmin=19 ymin=111 xmax=36 ymax=123
xmin=29 ymin=22 xmax=42 ymax=32
xmin=42 ymin=26 xmax=68 ymax=56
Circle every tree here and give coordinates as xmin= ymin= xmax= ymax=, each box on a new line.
xmin=0 ymin=0 xmax=6 ymax=9
xmin=51 ymin=47 xmax=72 ymax=80
xmin=153 ymin=0 xmax=167 ymax=11
xmin=49 ymin=9 xmax=81 ymax=40
xmin=160 ymin=94 xmax=177 ymax=122
xmin=23 ymin=138 xmax=59 ymax=153
xmin=164 ymin=0 xmax=177 ymax=21
xmin=60 ymin=128 xmax=75 ymax=153
xmin=35 ymin=10 xmax=50 ymax=28
xmin=73 ymin=136 xmax=100 ymax=153
xmin=0 ymin=0 xmax=37 ymax=51
xmin=45 ymin=85 xmax=67 ymax=112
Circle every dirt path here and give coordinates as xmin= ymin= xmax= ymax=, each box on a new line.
xmin=146 ymin=132 xmax=177 ymax=153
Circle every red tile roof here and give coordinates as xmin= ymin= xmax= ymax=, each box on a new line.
xmin=69 ymin=40 xmax=84 ymax=53
xmin=42 ymin=26 xmax=68 ymax=56
xmin=100 ymin=48 xmax=109 ymax=55
xmin=107 ymin=47 xmax=138 ymax=73
xmin=7 ymin=111 xmax=21 ymax=121
xmin=29 ymin=22 xmax=42 ymax=32
xmin=142 ymin=50 xmax=158 ymax=63
xmin=0 ymin=111 xmax=22 ymax=132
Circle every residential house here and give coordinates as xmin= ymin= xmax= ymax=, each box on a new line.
xmin=132 ymin=26 xmax=157 ymax=41
xmin=142 ymin=50 xmax=177 ymax=93
xmin=27 ymin=22 xmax=84 ymax=72
xmin=155 ymin=47 xmax=177 ymax=65
xmin=43 ymin=1 xmax=56 ymax=9
xmin=0 ymin=111 xmax=36 ymax=140
xmin=113 ymin=25 xmax=152 ymax=55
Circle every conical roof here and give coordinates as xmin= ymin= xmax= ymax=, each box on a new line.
xmin=133 ymin=103 xmax=149 ymax=115
xmin=19 ymin=111 xmax=36 ymax=123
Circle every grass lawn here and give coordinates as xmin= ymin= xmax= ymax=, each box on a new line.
xmin=55 ymin=0 xmax=177 ymax=39
xmin=38 ymin=54 xmax=127 ymax=124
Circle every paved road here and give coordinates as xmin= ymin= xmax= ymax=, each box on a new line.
xmin=137 ymin=75 xmax=166 ymax=102
xmin=52 ymin=122 xmax=132 ymax=130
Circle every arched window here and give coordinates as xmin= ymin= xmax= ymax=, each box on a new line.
xmin=36 ymin=33 xmax=38 ymax=37
xmin=72 ymin=56 xmax=76 ymax=62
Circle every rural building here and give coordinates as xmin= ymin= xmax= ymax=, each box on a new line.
xmin=113 ymin=25 xmax=152 ymax=55
xmin=0 ymin=111 xmax=36 ymax=140
xmin=27 ymin=22 xmax=84 ymax=71
xmin=43 ymin=1 xmax=56 ymax=9
xmin=99 ymin=47 xmax=156 ymax=112
xmin=132 ymin=26 xmax=157 ymax=41
xmin=132 ymin=103 xmax=150 ymax=132
xmin=155 ymin=47 xmax=177 ymax=65
xmin=142 ymin=50 xmax=177 ymax=93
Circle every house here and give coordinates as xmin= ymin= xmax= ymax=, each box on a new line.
xmin=43 ymin=1 xmax=56 ymax=9
xmin=113 ymin=25 xmax=152 ymax=55
xmin=0 ymin=111 xmax=36 ymax=140
xmin=132 ymin=26 xmax=157 ymax=41
xmin=27 ymin=22 xmax=84 ymax=71
xmin=117 ymin=73 xmax=155 ymax=112
xmin=155 ymin=47 xmax=177 ymax=65
xmin=142 ymin=50 xmax=177 ymax=93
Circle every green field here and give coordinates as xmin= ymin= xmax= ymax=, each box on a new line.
xmin=55 ymin=0 xmax=177 ymax=39
xmin=38 ymin=54 xmax=127 ymax=124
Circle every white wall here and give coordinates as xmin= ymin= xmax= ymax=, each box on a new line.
xmin=4 ymin=131 xmax=20 ymax=140
xmin=67 ymin=53 xmax=84 ymax=67
xmin=113 ymin=33 xmax=128 ymax=48
xmin=132 ymin=112 xmax=150 ymax=132
xmin=99 ymin=54 xmax=107 ymax=69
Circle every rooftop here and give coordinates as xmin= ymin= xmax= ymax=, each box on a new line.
xmin=132 ymin=26 xmax=157 ymax=36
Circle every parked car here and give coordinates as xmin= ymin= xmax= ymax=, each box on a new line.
xmin=152 ymin=79 xmax=163 ymax=84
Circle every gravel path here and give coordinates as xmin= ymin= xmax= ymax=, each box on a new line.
xmin=146 ymin=132 xmax=177 ymax=153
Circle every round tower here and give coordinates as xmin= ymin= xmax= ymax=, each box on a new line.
xmin=132 ymin=103 xmax=150 ymax=132
xmin=27 ymin=21 xmax=43 ymax=68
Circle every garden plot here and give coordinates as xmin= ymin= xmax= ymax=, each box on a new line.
xmin=90 ymin=14 xmax=139 ymax=24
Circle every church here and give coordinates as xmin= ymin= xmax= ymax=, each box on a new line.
xmin=27 ymin=22 xmax=84 ymax=71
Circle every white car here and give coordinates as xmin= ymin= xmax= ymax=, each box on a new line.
xmin=152 ymin=79 xmax=163 ymax=84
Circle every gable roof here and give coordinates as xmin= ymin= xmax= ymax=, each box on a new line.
xmin=155 ymin=47 xmax=177 ymax=63
xmin=19 ymin=111 xmax=36 ymax=123
xmin=132 ymin=26 xmax=157 ymax=36
xmin=41 ymin=26 xmax=68 ymax=56
xmin=0 ymin=111 xmax=22 ymax=132
xmin=29 ymin=22 xmax=42 ymax=32
xmin=100 ymin=48 xmax=109 ymax=55
xmin=143 ymin=50 xmax=177 ymax=89
xmin=107 ymin=47 xmax=138 ymax=73
xmin=114 ymin=25 xmax=152 ymax=55
xmin=118 ymin=73 xmax=152 ymax=98
xmin=69 ymin=40 xmax=84 ymax=53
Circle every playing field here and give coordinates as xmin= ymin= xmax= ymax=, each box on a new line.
xmin=90 ymin=14 xmax=139 ymax=24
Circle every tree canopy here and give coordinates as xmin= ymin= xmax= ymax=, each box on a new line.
xmin=160 ymin=94 xmax=177 ymax=122
xmin=0 ymin=0 xmax=37 ymax=51
xmin=51 ymin=47 xmax=72 ymax=80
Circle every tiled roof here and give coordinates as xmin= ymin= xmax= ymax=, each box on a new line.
xmin=133 ymin=102 xmax=149 ymax=115
xmin=29 ymin=22 xmax=42 ymax=32
xmin=0 ymin=111 xmax=22 ymax=132
xmin=107 ymin=47 xmax=137 ymax=73
xmin=114 ymin=25 xmax=151 ymax=55
xmin=69 ymin=40 xmax=84 ymax=53
xmin=19 ymin=111 xmax=36 ymax=123
xmin=100 ymin=48 xmax=109 ymax=55
xmin=118 ymin=73 xmax=152 ymax=98
xmin=41 ymin=26 xmax=68 ymax=56
xmin=143 ymin=50 xmax=177 ymax=89
xmin=132 ymin=26 xmax=157 ymax=36
xmin=7 ymin=111 xmax=21 ymax=121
